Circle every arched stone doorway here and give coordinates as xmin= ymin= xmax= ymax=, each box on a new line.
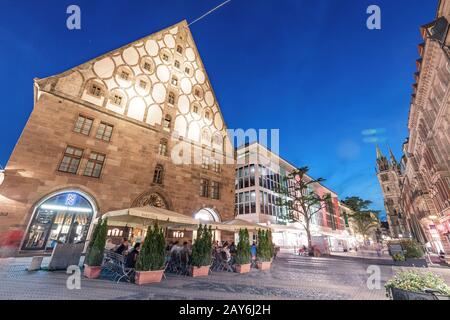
xmin=21 ymin=190 xmax=96 ymax=251
xmin=194 ymin=208 xmax=221 ymax=222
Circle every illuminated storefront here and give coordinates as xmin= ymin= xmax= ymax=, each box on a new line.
xmin=21 ymin=191 xmax=96 ymax=251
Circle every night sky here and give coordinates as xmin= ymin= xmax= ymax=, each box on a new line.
xmin=0 ymin=0 xmax=438 ymax=220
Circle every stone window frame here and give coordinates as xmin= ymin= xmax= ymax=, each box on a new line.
xmin=96 ymin=122 xmax=114 ymax=142
xmin=153 ymin=164 xmax=164 ymax=185
xmin=176 ymin=45 xmax=183 ymax=54
xmin=163 ymin=114 xmax=172 ymax=131
xmin=73 ymin=115 xmax=94 ymax=136
xmin=200 ymin=178 xmax=210 ymax=198
xmin=111 ymin=92 xmax=124 ymax=106
xmin=83 ymin=151 xmax=106 ymax=179
xmin=87 ymin=82 xmax=104 ymax=98
xmin=58 ymin=146 xmax=84 ymax=175
xmin=211 ymin=181 xmax=220 ymax=200
xmin=167 ymin=91 xmax=176 ymax=106
xmin=158 ymin=138 xmax=168 ymax=157
xmin=174 ymin=60 xmax=181 ymax=69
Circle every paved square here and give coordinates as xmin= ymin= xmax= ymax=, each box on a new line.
xmin=1 ymin=253 xmax=429 ymax=300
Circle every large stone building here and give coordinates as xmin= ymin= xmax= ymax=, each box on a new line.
xmin=375 ymin=147 xmax=410 ymax=238
xmin=235 ymin=143 xmax=356 ymax=251
xmin=0 ymin=20 xmax=236 ymax=255
xmin=377 ymin=0 xmax=450 ymax=254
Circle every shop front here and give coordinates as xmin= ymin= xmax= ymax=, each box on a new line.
xmin=21 ymin=190 xmax=96 ymax=252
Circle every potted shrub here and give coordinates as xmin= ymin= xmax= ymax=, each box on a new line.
xmin=385 ymin=271 xmax=450 ymax=300
xmin=389 ymin=240 xmax=427 ymax=267
xmin=190 ymin=224 xmax=213 ymax=277
xmin=135 ymin=221 xmax=166 ymax=285
xmin=256 ymin=229 xmax=272 ymax=270
xmin=234 ymin=229 xmax=251 ymax=274
xmin=84 ymin=218 xmax=107 ymax=279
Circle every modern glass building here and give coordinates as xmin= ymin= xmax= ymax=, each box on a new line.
xmin=235 ymin=142 xmax=355 ymax=251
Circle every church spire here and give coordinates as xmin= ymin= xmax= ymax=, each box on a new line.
xmin=389 ymin=148 xmax=397 ymax=164
xmin=376 ymin=145 xmax=384 ymax=160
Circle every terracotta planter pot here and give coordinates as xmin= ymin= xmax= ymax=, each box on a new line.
xmin=235 ymin=264 xmax=251 ymax=274
xmin=257 ymin=261 xmax=272 ymax=271
xmin=190 ymin=265 xmax=210 ymax=277
xmin=135 ymin=270 xmax=164 ymax=285
xmin=83 ymin=265 xmax=102 ymax=279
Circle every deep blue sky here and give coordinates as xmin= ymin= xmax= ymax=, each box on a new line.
xmin=0 ymin=0 xmax=438 ymax=220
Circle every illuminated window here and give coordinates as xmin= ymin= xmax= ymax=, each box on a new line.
xmin=202 ymin=156 xmax=209 ymax=170
xmin=59 ymin=146 xmax=83 ymax=174
xmin=83 ymin=152 xmax=105 ymax=178
xmin=21 ymin=192 xmax=94 ymax=251
xmin=74 ymin=115 xmax=93 ymax=136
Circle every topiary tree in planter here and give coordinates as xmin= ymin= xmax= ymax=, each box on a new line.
xmin=84 ymin=218 xmax=108 ymax=279
xmin=235 ymin=229 xmax=251 ymax=273
xmin=190 ymin=224 xmax=213 ymax=277
xmin=134 ymin=221 xmax=166 ymax=285
xmin=256 ymin=229 xmax=272 ymax=270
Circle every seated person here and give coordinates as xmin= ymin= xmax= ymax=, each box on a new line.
xmin=115 ymin=238 xmax=129 ymax=255
xmin=222 ymin=244 xmax=231 ymax=262
xmin=125 ymin=243 xmax=141 ymax=269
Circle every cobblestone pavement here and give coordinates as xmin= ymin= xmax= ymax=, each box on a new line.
xmin=2 ymin=253 xmax=443 ymax=300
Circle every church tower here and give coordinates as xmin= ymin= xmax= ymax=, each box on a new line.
xmin=375 ymin=146 xmax=410 ymax=238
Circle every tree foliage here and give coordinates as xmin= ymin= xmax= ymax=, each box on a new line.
xmin=85 ymin=218 xmax=108 ymax=267
xmin=342 ymin=196 xmax=380 ymax=241
xmin=257 ymin=229 xmax=273 ymax=262
xmin=136 ymin=221 xmax=166 ymax=271
xmin=278 ymin=166 xmax=331 ymax=250
xmin=191 ymin=224 xmax=213 ymax=267
xmin=235 ymin=228 xmax=251 ymax=265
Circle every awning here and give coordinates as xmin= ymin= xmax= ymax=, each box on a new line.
xmin=101 ymin=207 xmax=269 ymax=232
xmin=102 ymin=206 xmax=198 ymax=228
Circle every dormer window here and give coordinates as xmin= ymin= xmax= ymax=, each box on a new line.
xmin=143 ymin=62 xmax=152 ymax=72
xmin=177 ymin=45 xmax=183 ymax=54
xmin=89 ymin=83 xmax=102 ymax=97
xmin=193 ymin=105 xmax=199 ymax=114
xmin=120 ymin=71 xmax=130 ymax=80
xmin=185 ymin=67 xmax=191 ymax=74
xmin=168 ymin=92 xmax=176 ymax=105
xmin=174 ymin=60 xmax=180 ymax=69
xmin=139 ymin=80 xmax=147 ymax=89
xmin=112 ymin=94 xmax=123 ymax=106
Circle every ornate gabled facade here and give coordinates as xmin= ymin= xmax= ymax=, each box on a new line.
xmin=0 ymin=20 xmax=236 ymax=255
xmin=400 ymin=0 xmax=450 ymax=254
xmin=375 ymin=146 xmax=410 ymax=238
xmin=377 ymin=0 xmax=450 ymax=255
